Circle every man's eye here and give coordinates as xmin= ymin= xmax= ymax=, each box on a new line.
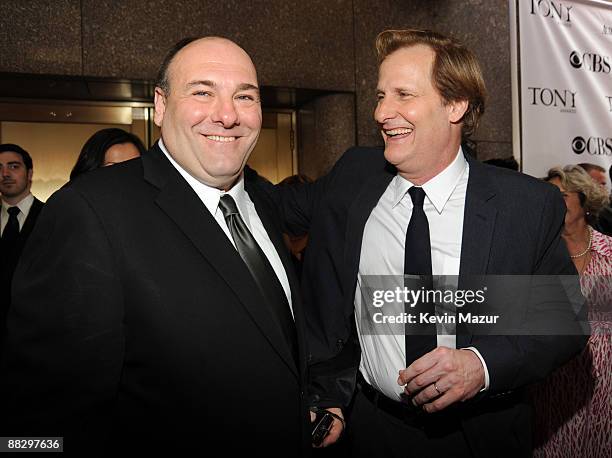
xmin=236 ymin=94 xmax=256 ymax=102
xmin=193 ymin=91 xmax=212 ymax=97
xmin=376 ymin=94 xmax=384 ymax=101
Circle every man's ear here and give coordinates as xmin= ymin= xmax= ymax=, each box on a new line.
xmin=153 ymin=88 xmax=167 ymax=127
xmin=27 ymin=168 xmax=33 ymax=185
xmin=448 ymin=99 xmax=469 ymax=124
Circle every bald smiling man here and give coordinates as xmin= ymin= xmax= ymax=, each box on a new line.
xmin=1 ymin=37 xmax=310 ymax=455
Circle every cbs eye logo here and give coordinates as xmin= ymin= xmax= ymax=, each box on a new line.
xmin=569 ymin=51 xmax=582 ymax=69
xmin=572 ymin=136 xmax=586 ymax=154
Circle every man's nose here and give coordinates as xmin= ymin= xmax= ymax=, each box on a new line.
xmin=374 ymin=97 xmax=396 ymax=124
xmin=211 ymin=97 xmax=239 ymax=128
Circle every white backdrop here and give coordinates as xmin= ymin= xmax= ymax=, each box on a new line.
xmin=510 ymin=0 xmax=612 ymax=179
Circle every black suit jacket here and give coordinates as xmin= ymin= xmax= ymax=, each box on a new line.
xmin=1 ymin=197 xmax=44 ymax=340
xmin=1 ymin=197 xmax=44 ymax=250
xmin=0 ymin=145 xmax=310 ymax=455
xmin=0 ymin=196 xmax=44 ymax=277
xmin=276 ymin=146 xmax=588 ymax=457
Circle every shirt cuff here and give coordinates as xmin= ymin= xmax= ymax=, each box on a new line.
xmin=461 ymin=347 xmax=490 ymax=392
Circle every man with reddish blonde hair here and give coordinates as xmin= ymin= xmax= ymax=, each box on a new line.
xmin=278 ymin=29 xmax=586 ymax=457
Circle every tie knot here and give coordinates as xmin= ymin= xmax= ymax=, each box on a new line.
xmin=408 ymin=187 xmax=426 ymax=208
xmin=7 ymin=206 xmax=20 ymax=217
xmin=218 ymin=194 xmax=239 ymax=217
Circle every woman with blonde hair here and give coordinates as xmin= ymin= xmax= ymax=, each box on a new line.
xmin=545 ymin=165 xmax=611 ymax=288
xmin=533 ymin=165 xmax=611 ymax=457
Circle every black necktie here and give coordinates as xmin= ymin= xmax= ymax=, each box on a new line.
xmin=2 ymin=206 xmax=21 ymax=243
xmin=218 ymin=194 xmax=298 ymax=361
xmin=404 ymin=187 xmax=436 ymax=367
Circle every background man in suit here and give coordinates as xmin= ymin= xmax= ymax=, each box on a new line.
xmin=0 ymin=144 xmax=43 ymax=347
xmin=1 ymin=37 xmax=309 ymax=455
xmin=578 ymin=163 xmax=607 ymax=189
xmin=278 ymin=29 xmax=587 ymax=456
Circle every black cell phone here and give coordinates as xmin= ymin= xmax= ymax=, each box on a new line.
xmin=311 ymin=410 xmax=334 ymax=446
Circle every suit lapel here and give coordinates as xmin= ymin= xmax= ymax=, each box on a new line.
xmin=245 ymin=177 xmax=304 ymax=373
xmin=17 ymin=198 xmax=43 ymax=242
xmin=343 ymin=164 xmax=396 ymax=311
xmin=459 ymin=156 xmax=498 ymax=276
xmin=143 ymin=146 xmax=298 ymax=377
xmin=1 ymin=198 xmax=44 ymax=254
xmin=458 ymin=156 xmax=498 ymax=347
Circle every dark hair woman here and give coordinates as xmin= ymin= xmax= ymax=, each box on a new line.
xmin=70 ymin=128 xmax=146 ymax=180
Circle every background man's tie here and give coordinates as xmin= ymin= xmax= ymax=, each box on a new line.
xmin=2 ymin=206 xmax=21 ymax=243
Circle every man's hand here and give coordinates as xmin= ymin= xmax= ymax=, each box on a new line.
xmin=310 ymin=407 xmax=344 ymax=448
xmin=397 ymin=347 xmax=484 ymax=413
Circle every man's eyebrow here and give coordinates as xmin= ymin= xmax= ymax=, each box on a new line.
xmin=185 ymin=81 xmax=259 ymax=93
xmin=186 ymin=80 xmax=216 ymax=88
xmin=237 ymin=83 xmax=259 ymax=92
xmin=375 ymin=87 xmax=416 ymax=95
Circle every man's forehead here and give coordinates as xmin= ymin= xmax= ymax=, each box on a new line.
xmin=384 ymin=44 xmax=434 ymax=67
xmin=171 ymin=39 xmax=257 ymax=80
xmin=589 ymin=170 xmax=607 ymax=183
xmin=0 ymin=151 xmax=24 ymax=163
xmin=378 ymin=45 xmax=434 ymax=79
xmin=188 ymin=60 xmax=257 ymax=76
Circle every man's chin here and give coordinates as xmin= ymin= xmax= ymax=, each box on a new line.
xmin=383 ymin=146 xmax=410 ymax=166
xmin=199 ymin=167 xmax=244 ymax=191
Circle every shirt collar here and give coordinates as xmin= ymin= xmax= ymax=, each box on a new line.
xmin=158 ymin=139 xmax=250 ymax=226
xmin=2 ymin=192 xmax=34 ymax=215
xmin=224 ymin=174 xmax=251 ymax=228
xmin=392 ymin=146 xmax=468 ymax=213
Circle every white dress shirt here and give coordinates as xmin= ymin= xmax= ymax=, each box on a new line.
xmin=355 ymin=148 xmax=489 ymax=400
xmin=1 ymin=193 xmax=34 ymax=236
xmin=159 ymin=140 xmax=293 ymax=315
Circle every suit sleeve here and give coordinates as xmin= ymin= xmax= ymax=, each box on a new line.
xmin=474 ymin=185 xmax=589 ymax=396
xmin=307 ymin=320 xmax=361 ymax=409
xmin=270 ymin=149 xmax=354 ymax=236
xmin=267 ymin=150 xmax=359 ymax=407
xmin=0 ymin=187 xmax=124 ymax=443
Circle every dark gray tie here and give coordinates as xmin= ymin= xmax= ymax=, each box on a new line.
xmin=404 ymin=187 xmax=436 ymax=367
xmin=2 ymin=206 xmax=21 ymax=243
xmin=218 ymin=194 xmax=298 ymax=361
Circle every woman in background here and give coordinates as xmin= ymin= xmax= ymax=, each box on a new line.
xmin=70 ymin=128 xmax=146 ymax=180
xmin=546 ymin=165 xmax=612 ymax=311
xmin=533 ymin=165 xmax=611 ymax=457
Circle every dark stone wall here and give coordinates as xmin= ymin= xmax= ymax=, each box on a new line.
xmin=79 ymin=0 xmax=356 ymax=91
xmin=298 ymin=93 xmax=356 ymax=179
xmin=0 ymin=0 xmax=513 ymax=173
xmin=0 ymin=0 xmax=82 ymax=75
